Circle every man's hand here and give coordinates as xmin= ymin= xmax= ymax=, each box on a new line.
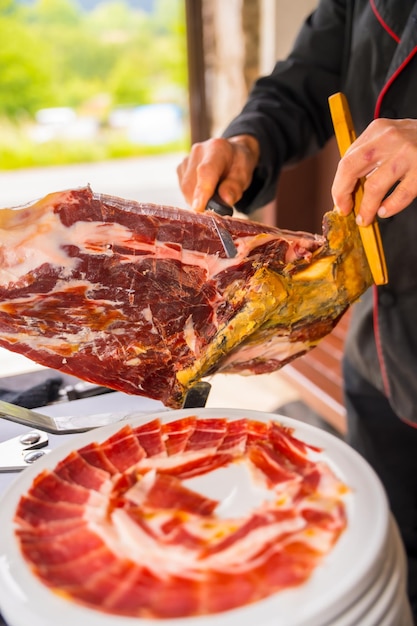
xmin=177 ymin=135 xmax=260 ymax=212
xmin=332 ymin=118 xmax=417 ymax=226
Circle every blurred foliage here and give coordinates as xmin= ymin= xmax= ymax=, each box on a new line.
xmin=0 ymin=0 xmax=187 ymax=115
xmin=0 ymin=0 xmax=188 ymax=168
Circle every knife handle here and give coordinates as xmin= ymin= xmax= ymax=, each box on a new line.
xmin=328 ymin=92 xmax=388 ymax=285
xmin=206 ymin=187 xmax=234 ymax=216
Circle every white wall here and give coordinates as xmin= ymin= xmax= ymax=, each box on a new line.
xmin=260 ymin=0 xmax=318 ymax=73
xmin=206 ymin=0 xmax=319 ymax=136
xmin=209 ymin=0 xmax=248 ymax=136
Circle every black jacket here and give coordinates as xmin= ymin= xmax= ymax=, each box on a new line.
xmin=223 ymin=0 xmax=417 ymax=424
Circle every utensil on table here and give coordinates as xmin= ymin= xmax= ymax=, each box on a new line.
xmin=0 ymin=430 xmax=49 ymax=472
xmin=328 ymin=92 xmax=388 ymax=285
xmin=205 ymin=187 xmax=238 ymax=258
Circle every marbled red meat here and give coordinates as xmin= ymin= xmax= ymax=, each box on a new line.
xmin=127 ymin=472 xmax=219 ymax=516
xmin=217 ymin=417 xmax=248 ymax=454
xmin=161 ymin=416 xmax=197 ymax=455
xmin=184 ymin=417 xmax=228 ymax=450
xmin=133 ymin=418 xmax=166 ymax=457
xmin=15 ymin=495 xmax=86 ymax=527
xmin=18 ymin=524 xmax=105 ymax=566
xmin=0 ymin=186 xmax=372 ymax=408
xmin=54 ymin=451 xmax=111 ymax=491
xmin=14 ymin=415 xmax=348 ymax=619
xmin=98 ymin=425 xmax=146 ymax=472
xmin=28 ymin=469 xmax=103 ymax=505
xmin=78 ymin=441 xmax=120 ymax=475
xmin=248 ymin=442 xmax=300 ymax=485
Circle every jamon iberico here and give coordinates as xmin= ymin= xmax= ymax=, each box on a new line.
xmin=0 ymin=186 xmax=372 ymax=407
xmin=14 ymin=415 xmax=348 ymax=618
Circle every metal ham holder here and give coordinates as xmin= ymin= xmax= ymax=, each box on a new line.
xmin=0 ymin=381 xmax=212 ymax=471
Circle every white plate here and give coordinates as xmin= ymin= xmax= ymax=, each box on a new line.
xmin=329 ymin=516 xmax=410 ymax=626
xmin=0 ymin=408 xmax=389 ymax=626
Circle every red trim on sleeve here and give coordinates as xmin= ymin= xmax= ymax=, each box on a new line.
xmin=369 ymin=0 xmax=401 ymax=43
xmin=375 ymin=46 xmax=417 ymax=117
xmin=369 ymin=2 xmax=417 ymax=426
xmin=399 ymin=415 xmax=417 ymax=428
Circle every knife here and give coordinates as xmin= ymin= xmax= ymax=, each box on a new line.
xmin=205 ymin=187 xmax=238 ymax=258
xmin=0 ymin=398 xmax=129 ymax=434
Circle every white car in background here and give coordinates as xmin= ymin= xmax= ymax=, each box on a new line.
xmin=110 ymin=103 xmax=184 ymax=145
xmin=31 ymin=107 xmax=99 ymax=142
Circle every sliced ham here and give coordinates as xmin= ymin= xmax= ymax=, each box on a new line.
xmin=14 ymin=416 xmax=348 ymax=618
xmin=97 ymin=425 xmax=146 ymax=473
xmin=125 ymin=471 xmax=219 ymax=516
xmin=29 ymin=469 xmax=104 ymax=505
xmin=132 ymin=418 xmax=167 ymax=457
xmin=162 ymin=416 xmax=197 ymax=455
xmin=54 ymin=451 xmax=111 ymax=492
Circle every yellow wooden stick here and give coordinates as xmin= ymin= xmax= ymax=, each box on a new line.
xmin=328 ymin=92 xmax=388 ymax=285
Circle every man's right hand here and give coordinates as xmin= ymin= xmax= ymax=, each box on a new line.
xmin=177 ymin=134 xmax=260 ymax=212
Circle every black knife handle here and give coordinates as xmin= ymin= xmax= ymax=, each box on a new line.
xmin=206 ymin=190 xmax=233 ymax=216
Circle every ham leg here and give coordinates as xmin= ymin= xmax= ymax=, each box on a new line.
xmin=0 ymin=186 xmax=372 ymax=407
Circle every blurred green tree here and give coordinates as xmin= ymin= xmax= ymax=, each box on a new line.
xmin=0 ymin=6 xmax=53 ymax=116
xmin=0 ymin=0 xmax=187 ymax=117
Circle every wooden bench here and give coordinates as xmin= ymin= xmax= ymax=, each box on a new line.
xmin=279 ymin=311 xmax=350 ymax=435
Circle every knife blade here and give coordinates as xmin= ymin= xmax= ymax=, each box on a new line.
xmin=205 ymin=187 xmax=238 ymax=258
xmin=0 ymin=398 xmax=129 ymax=434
